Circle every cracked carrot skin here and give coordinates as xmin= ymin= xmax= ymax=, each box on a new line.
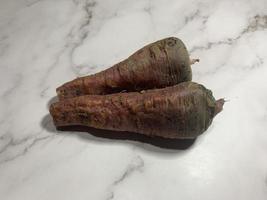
xmin=56 ymin=37 xmax=192 ymax=100
xmin=50 ymin=82 xmax=223 ymax=139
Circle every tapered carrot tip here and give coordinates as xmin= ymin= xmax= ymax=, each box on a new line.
xmin=214 ymin=98 xmax=226 ymax=115
xmin=56 ymin=78 xmax=84 ymax=100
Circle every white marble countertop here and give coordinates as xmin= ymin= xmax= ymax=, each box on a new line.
xmin=0 ymin=0 xmax=267 ymax=199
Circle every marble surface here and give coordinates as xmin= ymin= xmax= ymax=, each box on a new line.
xmin=0 ymin=0 xmax=267 ymax=199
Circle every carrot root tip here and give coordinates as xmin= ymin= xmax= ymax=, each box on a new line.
xmin=190 ymin=58 xmax=200 ymax=65
xmin=214 ymin=98 xmax=226 ymax=115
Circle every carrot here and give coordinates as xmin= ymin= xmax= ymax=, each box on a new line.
xmin=56 ymin=37 xmax=198 ymax=100
xmin=50 ymin=82 xmax=223 ymax=139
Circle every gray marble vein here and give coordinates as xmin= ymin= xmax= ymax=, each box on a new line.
xmin=69 ymin=0 xmax=96 ymax=74
xmin=0 ymin=135 xmax=52 ymax=165
xmin=107 ymin=155 xmax=144 ymax=200
xmin=190 ymin=15 xmax=267 ymax=53
xmin=113 ymin=155 xmax=144 ymax=185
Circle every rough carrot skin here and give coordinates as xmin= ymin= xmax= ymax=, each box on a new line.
xmin=56 ymin=37 xmax=192 ymax=100
xmin=50 ymin=82 xmax=222 ymax=139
